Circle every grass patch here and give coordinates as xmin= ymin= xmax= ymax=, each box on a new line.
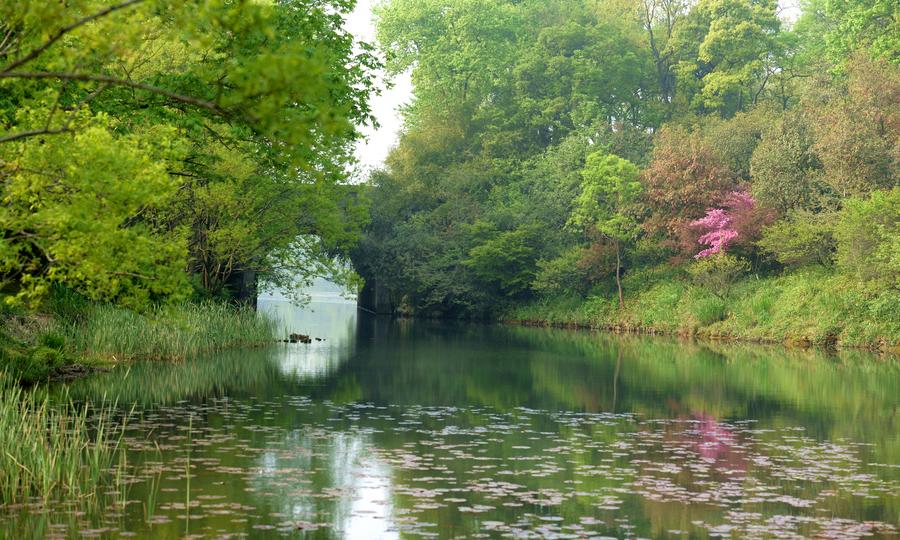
xmin=0 ymin=374 xmax=125 ymax=505
xmin=65 ymin=302 xmax=278 ymax=362
xmin=506 ymin=267 xmax=900 ymax=349
xmin=2 ymin=299 xmax=279 ymax=380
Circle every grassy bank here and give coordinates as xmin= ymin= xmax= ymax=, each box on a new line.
xmin=65 ymin=302 xmax=278 ymax=362
xmin=1 ymin=300 xmax=278 ymax=384
xmin=0 ymin=374 xmax=125 ymax=505
xmin=506 ymin=267 xmax=899 ymax=351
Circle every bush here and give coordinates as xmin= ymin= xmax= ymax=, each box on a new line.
xmin=0 ymin=327 xmax=68 ymax=384
xmin=835 ymin=188 xmax=900 ymax=288
xmin=532 ymin=247 xmax=591 ymax=296
xmin=758 ymin=210 xmax=836 ymax=267
xmin=37 ymin=331 xmax=66 ymax=351
xmin=687 ymin=254 xmax=751 ymax=299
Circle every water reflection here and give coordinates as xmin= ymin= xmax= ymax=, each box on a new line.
xmin=7 ymin=301 xmax=897 ymax=539
xmin=259 ymin=297 xmax=358 ymax=380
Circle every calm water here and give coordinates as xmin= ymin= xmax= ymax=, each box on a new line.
xmin=4 ymin=298 xmax=899 ymax=539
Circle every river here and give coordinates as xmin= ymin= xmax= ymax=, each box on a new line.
xmin=3 ymin=296 xmax=898 ymax=538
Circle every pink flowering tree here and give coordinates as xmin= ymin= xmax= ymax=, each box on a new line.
xmin=689 ymin=191 xmax=761 ymax=258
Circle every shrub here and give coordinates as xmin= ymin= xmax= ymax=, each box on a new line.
xmin=687 ymin=254 xmax=751 ymax=299
xmin=758 ymin=210 xmax=836 ymax=267
xmin=835 ymin=188 xmax=899 ymax=288
xmin=532 ymin=247 xmax=592 ymax=296
xmin=466 ymin=228 xmax=539 ymax=295
xmin=37 ymin=331 xmax=66 ymax=351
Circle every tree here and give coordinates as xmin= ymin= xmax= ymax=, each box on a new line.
xmin=466 ymin=227 xmax=539 ymax=296
xmin=809 ymin=55 xmax=899 ymax=198
xmin=641 ymin=126 xmax=735 ymax=254
xmin=0 ymin=0 xmax=377 ymax=307
xmin=669 ymin=0 xmax=781 ymax=115
xmin=569 ymin=153 xmax=643 ymax=307
xmin=688 ymin=191 xmax=772 ymax=258
xmin=750 ymin=112 xmax=830 ymax=213
xmin=822 ymin=0 xmax=899 ymax=65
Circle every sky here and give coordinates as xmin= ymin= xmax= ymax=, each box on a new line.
xmin=345 ymin=0 xmax=413 ymax=178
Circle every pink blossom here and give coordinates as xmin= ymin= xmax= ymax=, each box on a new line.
xmin=690 ymin=191 xmax=755 ymax=258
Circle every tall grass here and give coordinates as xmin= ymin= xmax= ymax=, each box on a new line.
xmin=66 ymin=302 xmax=278 ymax=362
xmin=0 ymin=375 xmax=125 ymax=505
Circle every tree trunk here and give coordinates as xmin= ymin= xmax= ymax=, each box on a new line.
xmin=615 ymin=240 xmax=624 ymax=309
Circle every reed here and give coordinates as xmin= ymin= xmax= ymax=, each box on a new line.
xmin=66 ymin=301 xmax=278 ymax=362
xmin=0 ymin=375 xmax=125 ymax=505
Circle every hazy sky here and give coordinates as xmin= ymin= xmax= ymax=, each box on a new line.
xmin=346 ymin=0 xmax=413 ymax=178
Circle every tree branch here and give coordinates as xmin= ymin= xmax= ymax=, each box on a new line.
xmin=0 ymin=71 xmax=226 ymax=115
xmin=0 ymin=127 xmax=72 ymax=144
xmin=1 ymin=0 xmax=146 ymax=73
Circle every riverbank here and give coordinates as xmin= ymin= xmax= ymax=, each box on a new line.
xmin=505 ymin=268 xmax=899 ymax=352
xmin=1 ymin=299 xmax=278 ymax=384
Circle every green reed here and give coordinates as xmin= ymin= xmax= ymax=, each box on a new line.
xmin=0 ymin=375 xmax=126 ymax=506
xmin=65 ymin=301 xmax=278 ymax=362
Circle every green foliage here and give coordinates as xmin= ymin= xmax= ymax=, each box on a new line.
xmin=809 ymin=56 xmax=898 ymax=198
xmin=532 ymin=247 xmax=592 ymax=297
xmin=750 ymin=113 xmax=830 ymax=212
xmin=835 ymin=188 xmax=900 ymax=288
xmin=570 ymin=153 xmax=643 ymax=240
xmin=687 ymin=254 xmax=751 ymax=299
xmin=690 ymin=293 xmax=728 ymax=325
xmin=509 ymin=268 xmax=899 ymax=347
xmin=758 ymin=210 xmax=836 ymax=267
xmin=670 ymin=0 xmax=781 ymax=115
xmin=0 ymin=0 xmax=377 ymax=309
xmin=466 ymin=228 xmax=539 ymax=295
xmin=0 ymin=316 xmax=71 ymax=384
xmin=822 ymin=0 xmax=899 ymax=64
xmin=356 ymin=0 xmax=897 ymax=339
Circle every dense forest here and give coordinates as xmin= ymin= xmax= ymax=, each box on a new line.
xmin=354 ymin=0 xmax=899 ymax=347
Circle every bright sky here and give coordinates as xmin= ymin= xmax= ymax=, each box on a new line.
xmin=345 ymin=0 xmax=413 ymax=178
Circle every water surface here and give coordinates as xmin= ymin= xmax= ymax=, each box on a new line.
xmin=5 ymin=298 xmax=898 ymax=539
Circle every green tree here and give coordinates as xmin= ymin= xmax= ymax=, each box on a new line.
xmin=569 ymin=153 xmax=643 ymax=308
xmin=822 ymin=0 xmax=899 ymax=64
xmin=758 ymin=211 xmax=836 ymax=267
xmin=669 ymin=0 xmax=781 ymax=115
xmin=0 ymin=0 xmax=377 ymax=307
xmin=750 ymin=112 xmax=830 ymax=213
xmin=466 ymin=227 xmax=539 ymax=296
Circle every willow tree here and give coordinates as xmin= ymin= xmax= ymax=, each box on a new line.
xmin=0 ymin=0 xmax=376 ymax=307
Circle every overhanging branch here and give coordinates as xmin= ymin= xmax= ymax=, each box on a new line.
xmin=0 ymin=71 xmax=227 ymax=115
xmin=1 ymin=0 xmax=146 ymax=73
